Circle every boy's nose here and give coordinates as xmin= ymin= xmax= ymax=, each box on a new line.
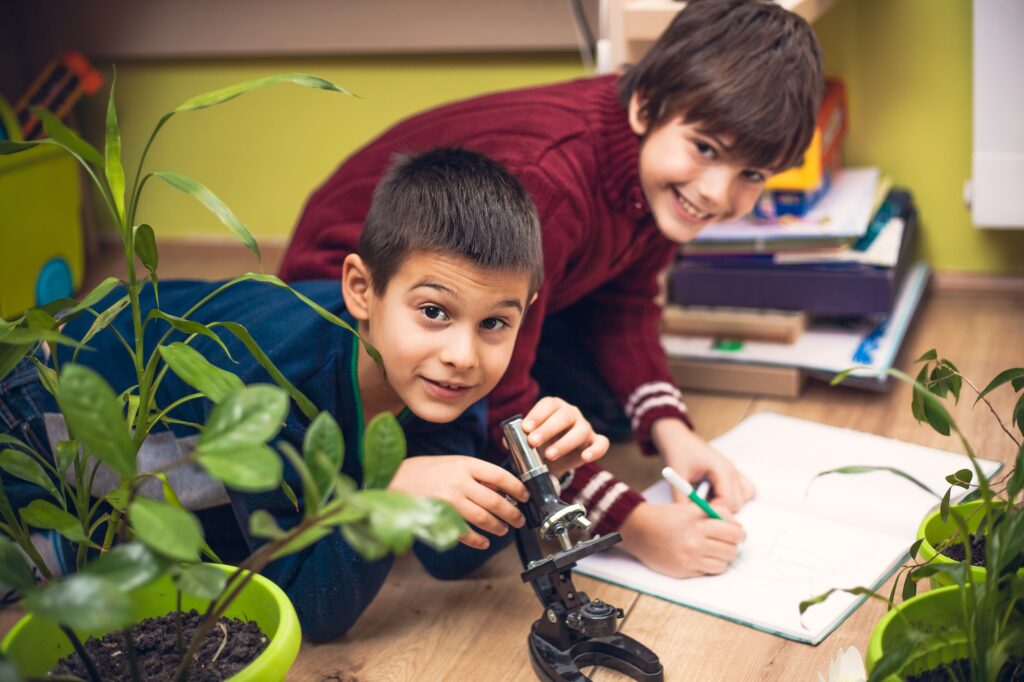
xmin=696 ymin=167 xmax=733 ymax=211
xmin=439 ymin=332 xmax=478 ymax=369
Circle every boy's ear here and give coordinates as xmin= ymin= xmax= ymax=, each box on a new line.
xmin=341 ymin=253 xmax=373 ymax=322
xmin=628 ymin=92 xmax=650 ymax=136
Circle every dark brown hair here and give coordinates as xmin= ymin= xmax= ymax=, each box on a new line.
xmin=618 ymin=0 xmax=824 ymax=172
xmin=359 ymin=147 xmax=543 ymax=295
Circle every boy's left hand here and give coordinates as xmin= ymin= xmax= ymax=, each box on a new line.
xmin=521 ymin=397 xmax=609 ymax=474
xmin=652 ymin=417 xmax=755 ymax=512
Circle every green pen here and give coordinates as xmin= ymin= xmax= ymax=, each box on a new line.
xmin=662 ymin=466 xmax=723 ymax=520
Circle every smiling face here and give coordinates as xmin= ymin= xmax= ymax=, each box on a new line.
xmin=342 ymin=251 xmax=534 ymax=424
xmin=629 ymin=94 xmax=774 ymax=243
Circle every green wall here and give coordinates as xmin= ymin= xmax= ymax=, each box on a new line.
xmin=80 ymin=1 xmax=1024 ymax=273
xmin=79 ymin=55 xmax=585 ymax=243
xmin=815 ymin=0 xmax=1024 ymax=274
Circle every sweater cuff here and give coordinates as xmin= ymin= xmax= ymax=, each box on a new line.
xmin=560 ymin=464 xmax=645 ymax=535
xmin=622 ymin=381 xmax=694 ymax=455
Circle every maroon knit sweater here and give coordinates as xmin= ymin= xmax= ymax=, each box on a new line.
xmin=281 ymin=75 xmax=693 ymax=534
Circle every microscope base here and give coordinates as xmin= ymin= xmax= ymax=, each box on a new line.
xmin=528 ymin=625 xmax=664 ymax=682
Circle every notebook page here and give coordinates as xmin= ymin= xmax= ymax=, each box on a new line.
xmin=577 ymin=490 xmax=909 ymax=644
xmin=712 ymin=413 xmax=1002 ymax=537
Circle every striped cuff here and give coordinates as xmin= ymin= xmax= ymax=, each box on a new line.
xmin=624 ymin=382 xmax=693 ymax=455
xmin=561 ymin=465 xmax=644 ymax=536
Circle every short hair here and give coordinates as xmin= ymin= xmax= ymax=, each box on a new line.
xmin=359 ymin=147 xmax=544 ymax=296
xmin=618 ymin=0 xmax=824 ymax=172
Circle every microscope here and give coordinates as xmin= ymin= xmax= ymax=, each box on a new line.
xmin=501 ymin=416 xmax=663 ymax=682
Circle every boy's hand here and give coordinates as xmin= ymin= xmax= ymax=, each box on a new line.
xmin=521 ymin=397 xmax=610 ymax=474
xmin=618 ymin=501 xmax=746 ymax=578
xmin=387 ymin=455 xmax=529 ymax=550
xmin=651 ymin=418 xmax=755 ymax=511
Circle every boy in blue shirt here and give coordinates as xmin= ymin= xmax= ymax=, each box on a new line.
xmin=0 ymin=148 xmax=608 ymax=641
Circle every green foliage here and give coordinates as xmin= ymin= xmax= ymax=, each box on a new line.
xmin=818 ymin=350 xmax=1024 ymax=680
xmin=0 ymin=71 xmax=465 ymax=681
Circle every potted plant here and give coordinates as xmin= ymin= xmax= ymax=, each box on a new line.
xmin=802 ymin=350 xmax=1024 ymax=682
xmin=0 ymin=73 xmax=466 ymax=681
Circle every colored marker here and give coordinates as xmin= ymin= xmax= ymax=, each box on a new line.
xmin=662 ymin=466 xmax=722 ymax=520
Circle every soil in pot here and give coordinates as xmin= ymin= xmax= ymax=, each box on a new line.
xmin=906 ymin=657 xmax=1024 ymax=682
xmin=939 ymin=533 xmax=988 ymax=567
xmin=50 ymin=609 xmax=268 ymax=682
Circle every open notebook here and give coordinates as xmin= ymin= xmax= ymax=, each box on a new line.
xmin=575 ymin=412 xmax=1002 ymax=645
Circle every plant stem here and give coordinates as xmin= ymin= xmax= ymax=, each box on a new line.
xmin=959 ymin=373 xmax=1022 ymax=450
xmin=176 ymin=590 xmax=184 ymax=656
xmin=121 ymin=628 xmax=141 ymax=682
xmin=59 ymin=625 xmax=101 ymax=682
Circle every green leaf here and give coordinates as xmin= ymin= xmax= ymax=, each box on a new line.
xmin=248 ymin=510 xmax=285 ymax=539
xmin=24 ymin=308 xmax=56 ymax=330
xmin=175 ymin=563 xmax=227 ymax=601
xmin=173 ymin=73 xmax=353 ymax=113
xmin=30 ymin=106 xmax=104 ymax=167
xmin=0 ymin=140 xmax=38 ymax=154
xmin=85 ymin=542 xmax=169 ymax=592
xmin=362 ymin=412 xmax=406 ymax=489
xmin=67 ymin=276 xmax=121 ymax=317
xmin=944 ymin=468 xmax=973 ymax=489
xmin=214 ymin=321 xmax=318 ymax=420
xmin=19 ymin=499 xmax=97 ymax=548
xmin=867 ymin=642 xmax=918 ymax=682
xmin=939 ymin=487 xmax=951 ymax=522
xmin=24 ymin=574 xmax=134 ymax=633
xmin=128 ymin=498 xmax=203 ymax=562
xmin=915 ymin=349 xmax=938 ymax=362
xmin=77 ymin=294 xmax=131 ymax=349
xmin=194 ymin=443 xmax=282 ymax=492
xmin=304 ymin=412 xmax=344 ymax=502
xmin=358 ymin=490 xmax=465 ymax=554
xmin=1 ymin=327 xmax=88 ymax=350
xmin=158 ymin=342 xmax=242 ymax=403
xmin=198 ymin=384 xmax=288 ymax=451
xmin=270 ymin=523 xmax=334 ymax=561
xmin=278 ymin=442 xmax=320 ymax=518
xmin=813 ymin=466 xmax=939 ymax=497
xmin=56 ymin=364 xmax=135 ymax=479
xmin=1009 ymin=442 xmax=1024 ymax=500
xmin=910 ymin=364 xmax=929 ymax=423
xmin=281 ymin=478 xmax=299 ymax=511
xmin=149 ymin=312 xmax=235 ymax=361
xmin=908 ymin=538 xmax=924 ymax=560
xmin=153 ymin=171 xmax=260 ymax=261
xmin=340 ymin=521 xmax=390 ymax=561
xmin=28 ymin=356 xmax=59 ymax=398
xmin=54 ymin=440 xmax=81 ymax=477
xmin=900 ymin=571 xmax=918 ymax=601
xmin=0 ymin=449 xmax=60 ymax=503
xmin=104 ymin=74 xmax=126 ymax=227
xmin=0 ymin=536 xmax=37 ymax=593
xmin=133 ymin=223 xmax=159 ymax=274
xmin=0 ymin=342 xmax=33 ymax=382
xmin=975 ymin=367 xmax=1024 ymax=405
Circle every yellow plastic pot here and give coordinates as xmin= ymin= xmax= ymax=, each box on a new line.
xmin=1 ymin=565 xmax=300 ymax=681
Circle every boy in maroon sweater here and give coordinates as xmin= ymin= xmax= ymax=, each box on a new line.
xmin=279 ymin=0 xmax=823 ymax=578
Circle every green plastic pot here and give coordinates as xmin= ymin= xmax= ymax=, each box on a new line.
xmin=865 ymin=585 xmax=968 ymax=682
xmin=917 ymin=500 xmax=1024 ymax=588
xmin=1 ymin=564 xmax=300 ymax=681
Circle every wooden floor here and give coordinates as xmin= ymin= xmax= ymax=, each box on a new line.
xmin=5 ymin=240 xmax=1024 ymax=680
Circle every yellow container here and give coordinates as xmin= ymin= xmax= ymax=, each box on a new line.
xmin=0 ymin=145 xmax=83 ymax=319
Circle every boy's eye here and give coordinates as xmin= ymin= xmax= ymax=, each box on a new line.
xmin=421 ymin=305 xmax=449 ymax=322
xmin=480 ymin=317 xmax=508 ymax=331
xmin=695 ymin=140 xmax=717 ymax=160
xmin=742 ymin=169 xmax=767 ymax=183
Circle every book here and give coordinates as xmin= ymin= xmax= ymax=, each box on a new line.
xmin=666 ymin=358 xmax=805 ymax=398
xmin=574 ymin=412 xmax=1003 ymax=645
xmin=670 ymin=189 xmax=917 ymax=316
xmin=684 ymin=168 xmax=880 ymax=253
xmin=661 ymin=261 xmax=931 ymax=390
xmin=661 ymin=305 xmax=807 ymax=343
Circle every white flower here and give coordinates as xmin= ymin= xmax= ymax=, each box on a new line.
xmin=816 ymin=645 xmax=867 ymax=682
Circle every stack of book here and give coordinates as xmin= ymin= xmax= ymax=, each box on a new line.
xmin=662 ymin=169 xmax=929 ymax=398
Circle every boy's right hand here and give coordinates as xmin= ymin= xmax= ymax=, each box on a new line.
xmin=387 ymin=455 xmax=529 ymax=550
xmin=617 ymin=501 xmax=746 ymax=578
